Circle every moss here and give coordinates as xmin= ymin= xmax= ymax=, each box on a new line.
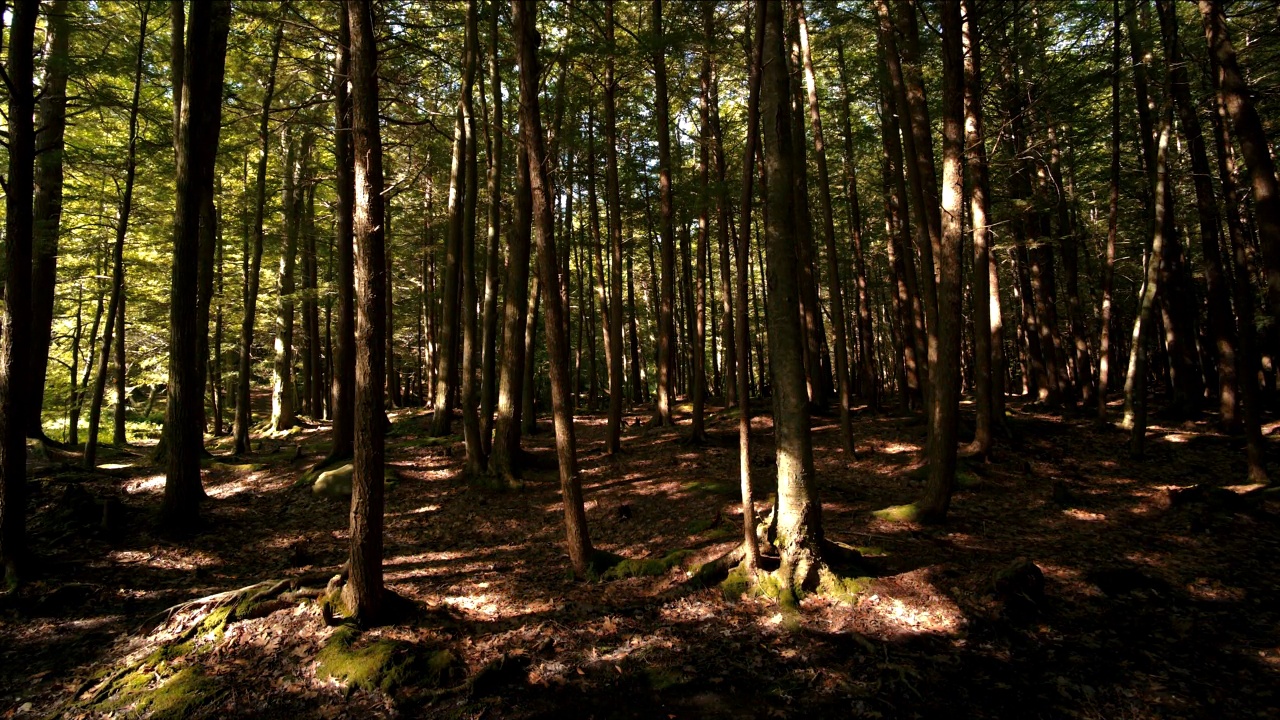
xmin=402 ymin=434 xmax=461 ymax=448
xmin=143 ymin=640 xmax=194 ymax=668
xmin=681 ymin=479 xmax=739 ymax=498
xmin=719 ymin=564 xmax=751 ymax=600
xmin=601 ymin=549 xmax=693 ymax=581
xmin=873 ymin=503 xmax=921 ymax=523
xmin=819 ymin=570 xmax=874 ymax=605
xmin=955 ymin=471 xmax=981 ymax=489
xmin=141 ymin=668 xmax=221 ymax=720
xmin=853 ymin=545 xmax=887 ymax=557
xmin=198 ymin=605 xmax=234 ymax=638
xmin=686 ymin=517 xmax=718 ymax=534
xmin=316 ymin=626 xmax=457 ymax=695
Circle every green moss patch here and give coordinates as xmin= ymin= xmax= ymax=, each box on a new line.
xmin=873 ymin=503 xmax=921 ymax=523
xmin=316 ymin=626 xmax=457 ymax=695
xmin=600 ymin=549 xmax=693 ymax=581
xmin=681 ymin=478 xmax=739 ymax=498
xmin=719 ymin=564 xmax=751 ymax=600
xmin=819 ymin=570 xmax=874 ymax=605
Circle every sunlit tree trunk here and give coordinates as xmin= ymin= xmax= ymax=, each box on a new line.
xmin=760 ymin=0 xmax=823 ymax=593
xmin=706 ymin=2 xmax=737 ymax=411
xmin=343 ymin=0 xmax=388 ymax=624
xmin=961 ymin=0 xmax=993 ymax=458
xmin=328 ymin=9 xmax=356 ymax=463
xmin=460 ymin=0 xmax=485 ymax=475
xmin=270 ymin=132 xmax=302 ymax=432
xmin=512 ymin=0 xmax=593 ymax=577
xmin=479 ymin=0 xmax=504 ymax=451
xmin=602 ymin=0 xmax=626 ymax=451
xmin=1098 ymin=0 xmax=1121 ymax=423
xmin=162 ymin=0 xmax=230 ymax=530
xmin=652 ymin=0 xmax=676 ymax=427
xmin=918 ymin=0 xmax=964 ymax=522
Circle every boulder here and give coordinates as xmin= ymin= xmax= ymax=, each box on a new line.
xmin=312 ymin=464 xmax=354 ymax=499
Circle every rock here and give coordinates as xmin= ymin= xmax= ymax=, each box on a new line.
xmin=994 ymin=557 xmax=1045 ymax=618
xmin=312 ymin=464 xmax=354 ymax=499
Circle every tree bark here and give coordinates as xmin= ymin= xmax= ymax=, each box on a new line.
xmin=760 ymin=0 xmax=823 ymax=592
xmin=918 ymin=0 xmax=965 ymax=523
xmin=329 ymin=8 xmax=356 ymax=462
xmin=796 ymin=0 xmax=852 ymax=452
xmin=652 ymin=0 xmax=677 ymax=427
xmin=460 ymin=0 xmax=485 ymax=475
xmin=489 ymin=137 xmax=532 ymax=482
xmin=162 ymin=0 xmax=230 ymax=530
xmin=271 ymin=132 xmax=303 ymax=432
xmin=512 ymin=0 xmax=594 ymax=577
xmin=479 ymin=0 xmax=504 ymax=452
xmin=343 ymin=0 xmax=388 ymax=624
xmin=28 ymin=0 xmax=71 ymax=441
xmin=1198 ymin=0 xmax=1280 ymax=355
xmin=0 ymin=0 xmax=39 ymax=583
xmin=1098 ymin=0 xmax=1121 ymax=422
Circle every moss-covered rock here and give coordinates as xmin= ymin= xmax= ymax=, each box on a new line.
xmin=313 ymin=464 xmax=355 ymax=499
xmin=872 ymin=502 xmax=921 ymax=523
xmin=819 ymin=569 xmax=874 ymax=605
xmin=316 ymin=625 xmax=457 ymax=695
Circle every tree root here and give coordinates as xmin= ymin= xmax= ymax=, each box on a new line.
xmin=142 ymin=568 xmax=344 ymax=635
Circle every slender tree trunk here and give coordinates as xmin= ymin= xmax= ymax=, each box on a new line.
xmin=0 ymin=0 xmax=39 ymax=583
xmin=797 ymin=0 xmax=852 ymax=451
xmin=961 ymin=0 xmax=993 ymax=458
xmin=1207 ymin=37 xmax=1267 ymax=481
xmin=1198 ymin=0 xmax=1280 ymax=354
xmin=1158 ymin=0 xmax=1237 ymax=425
xmin=705 ymin=3 xmax=737 ymax=411
xmin=836 ymin=38 xmax=877 ymax=412
xmin=489 ymin=139 xmax=533 ymax=482
xmin=342 ymin=0 xmax=388 ymax=624
xmin=114 ymin=291 xmax=127 ymax=446
xmin=1098 ymin=0 xmax=1122 ymax=422
xmin=85 ymin=3 xmax=149 ymax=469
xmin=512 ymin=0 xmax=593 ymax=577
xmin=162 ymin=0 xmax=230 ymax=530
xmin=1124 ymin=103 xmax=1175 ymax=458
xmin=652 ymin=0 xmax=676 ymax=426
xmin=329 ymin=9 xmax=356 ymax=462
xmin=521 ymin=271 xmax=541 ymax=435
xmin=271 ymin=132 xmax=302 ymax=432
xmin=479 ymin=0 xmax=504 ymax=451
xmin=28 ymin=0 xmax=71 ymax=441
xmin=460 ymin=0 xmax=485 ymax=475
xmin=733 ymin=0 xmax=766 ymax=571
xmin=919 ymin=0 xmax=965 ymax=522
xmin=213 ymin=213 xmax=227 ymax=434
xmin=233 ymin=17 xmax=285 ymax=455
xmin=760 ymin=0 xmax=823 ymax=593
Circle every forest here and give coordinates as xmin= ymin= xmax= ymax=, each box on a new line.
xmin=1 ymin=0 xmax=1278 ymax=716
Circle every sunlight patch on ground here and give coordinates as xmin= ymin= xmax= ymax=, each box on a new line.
xmin=861 ymin=593 xmax=961 ymax=635
xmin=1161 ymin=433 xmax=1193 ymax=444
xmin=98 ymin=463 xmax=134 ymax=471
xmin=108 ymin=548 xmax=220 ymax=571
xmin=124 ymin=475 xmax=166 ymax=495
xmin=1062 ymin=508 xmax=1107 ymax=522
xmin=206 ymin=476 xmax=261 ymax=499
xmin=387 ymin=504 xmax=440 ymax=519
xmin=444 ymin=593 xmax=500 ymax=618
xmin=1185 ymin=577 xmax=1247 ymax=603
xmin=879 ymin=442 xmax=921 ymax=455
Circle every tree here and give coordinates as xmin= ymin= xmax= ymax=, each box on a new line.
xmin=479 ymin=0 xmax=505 ymax=453
xmin=28 ymin=0 xmax=71 ymax=443
xmin=512 ymin=0 xmax=593 ymax=577
xmin=343 ymin=0 xmax=389 ymax=623
xmin=1 ymin=0 xmax=39 ymax=584
xmin=651 ymin=0 xmax=677 ymax=427
xmin=328 ymin=6 xmax=357 ymax=464
xmin=162 ymin=0 xmax=231 ymax=530
xmin=916 ymin=0 xmax=965 ymax=523
xmin=759 ymin=0 xmax=823 ymax=594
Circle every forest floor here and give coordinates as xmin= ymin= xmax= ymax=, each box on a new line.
xmin=2 ymin=395 xmax=1278 ymax=719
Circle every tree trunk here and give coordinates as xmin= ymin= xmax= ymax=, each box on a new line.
xmin=652 ymin=0 xmax=676 ymax=427
xmin=0 ymin=0 xmax=39 ymax=583
xmin=512 ymin=0 xmax=593 ymax=577
xmin=489 ymin=138 xmax=532 ymax=482
xmin=1198 ymin=0 xmax=1280 ymax=356
xmin=836 ymin=38 xmax=877 ymax=413
xmin=479 ymin=0 xmax=504 ymax=452
xmin=460 ymin=0 xmax=485 ymax=476
xmin=1123 ymin=103 xmax=1175 ymax=458
xmin=1158 ymin=0 xmax=1237 ymax=425
xmin=342 ymin=0 xmax=388 ymax=625
xmin=733 ymin=0 xmax=766 ymax=571
xmin=114 ymin=291 xmax=127 ymax=446
xmin=271 ymin=132 xmax=302 ymax=432
xmin=233 ymin=16 xmax=285 ymax=455
xmin=796 ymin=0 xmax=852 ymax=451
xmin=85 ymin=3 xmax=149 ymax=469
xmin=329 ymin=8 xmax=356 ymax=462
xmin=28 ymin=0 xmax=71 ymax=441
xmin=1098 ymin=0 xmax=1121 ymax=422
xmin=1206 ymin=31 xmax=1267 ymax=481
xmin=960 ymin=0 xmax=993 ymax=458
xmin=918 ymin=0 xmax=964 ymax=523
xmin=760 ymin=0 xmax=823 ymax=593
xmin=706 ymin=2 xmax=737 ymax=411
xmin=162 ymin=0 xmax=230 ymax=530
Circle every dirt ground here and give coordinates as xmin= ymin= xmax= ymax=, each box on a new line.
xmin=2 ymin=397 xmax=1278 ymax=719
